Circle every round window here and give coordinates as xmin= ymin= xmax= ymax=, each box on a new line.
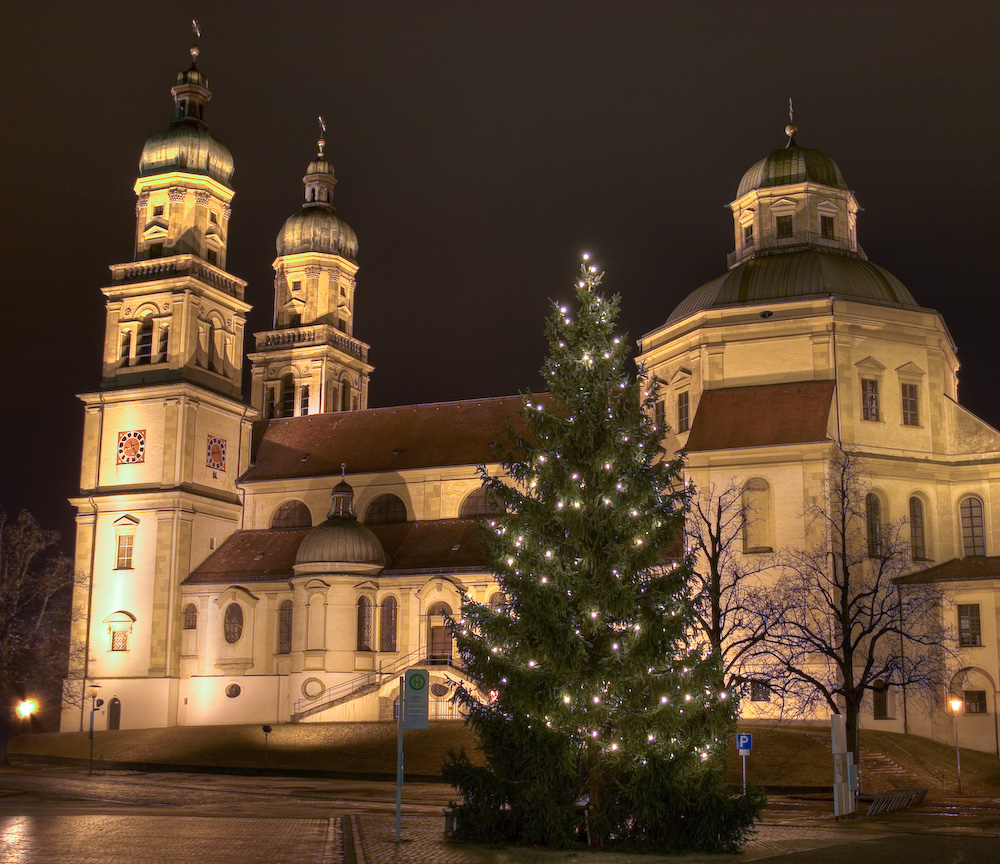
xmin=225 ymin=683 xmax=241 ymax=699
xmin=431 ymin=682 xmax=450 ymax=698
xmin=302 ymin=677 xmax=325 ymax=699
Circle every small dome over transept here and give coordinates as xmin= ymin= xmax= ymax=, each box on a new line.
xmin=295 ymin=475 xmax=386 ymax=568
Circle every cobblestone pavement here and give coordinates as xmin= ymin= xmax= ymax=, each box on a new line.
xmin=0 ymin=814 xmax=340 ymax=864
xmin=353 ymin=816 xmax=895 ymax=863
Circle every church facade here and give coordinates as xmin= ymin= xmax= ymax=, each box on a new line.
xmin=63 ymin=50 xmax=1000 ymax=755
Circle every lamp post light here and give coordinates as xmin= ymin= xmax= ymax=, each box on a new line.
xmin=87 ymin=684 xmax=103 ymax=776
xmin=949 ymin=697 xmax=963 ymax=795
xmin=15 ymin=699 xmax=38 ymax=731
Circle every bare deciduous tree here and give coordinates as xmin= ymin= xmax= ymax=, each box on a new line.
xmin=0 ymin=508 xmax=82 ymax=762
xmin=753 ymin=448 xmax=948 ymax=763
xmin=687 ymin=479 xmax=775 ymax=691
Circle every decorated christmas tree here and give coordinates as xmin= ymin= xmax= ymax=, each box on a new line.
xmin=443 ymin=258 xmax=763 ymax=850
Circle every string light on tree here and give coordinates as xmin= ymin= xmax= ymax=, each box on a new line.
xmin=444 ymin=256 xmax=762 ymax=850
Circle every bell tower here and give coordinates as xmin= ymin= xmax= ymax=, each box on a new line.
xmin=64 ymin=29 xmax=256 ymax=732
xmin=248 ymin=119 xmax=373 ymax=418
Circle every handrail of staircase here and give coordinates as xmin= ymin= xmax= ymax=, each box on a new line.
xmin=291 ymin=648 xmax=459 ymax=716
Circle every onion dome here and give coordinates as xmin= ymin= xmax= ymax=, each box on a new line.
xmin=138 ymin=40 xmax=234 ymax=187
xmin=295 ymin=478 xmax=386 ymax=567
xmin=276 ymin=124 xmax=358 ymax=260
xmin=667 ymin=250 xmax=919 ymax=324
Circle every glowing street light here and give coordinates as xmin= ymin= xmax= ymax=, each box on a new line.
xmin=949 ymin=696 xmax=963 ymax=794
xmin=15 ymin=699 xmax=38 ymax=721
xmin=87 ymin=683 xmax=104 ymax=776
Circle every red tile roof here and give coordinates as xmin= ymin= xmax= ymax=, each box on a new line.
xmin=243 ymin=396 xmax=543 ymax=482
xmin=184 ymin=518 xmax=487 ymax=585
xmin=895 ymin=556 xmax=1000 ymax=585
xmin=684 ymin=380 xmax=834 ymax=452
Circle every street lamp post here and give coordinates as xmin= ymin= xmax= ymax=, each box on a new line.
xmin=949 ymin=697 xmax=963 ymax=795
xmin=87 ymin=684 xmax=103 ymax=776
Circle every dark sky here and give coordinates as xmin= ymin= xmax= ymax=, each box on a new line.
xmin=3 ymin=1 xmax=999 ymax=550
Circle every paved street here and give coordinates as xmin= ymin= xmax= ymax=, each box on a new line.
xmin=1 ymin=764 xmax=999 ymax=863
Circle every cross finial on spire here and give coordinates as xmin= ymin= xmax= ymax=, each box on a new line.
xmin=341 ymin=462 xmax=346 ymax=479
xmin=318 ymin=115 xmax=327 ymax=158
xmin=190 ymin=19 xmax=201 ymax=64
xmin=784 ymin=97 xmax=798 ymax=149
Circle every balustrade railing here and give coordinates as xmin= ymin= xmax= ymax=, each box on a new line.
xmin=727 ymin=230 xmax=867 ymax=268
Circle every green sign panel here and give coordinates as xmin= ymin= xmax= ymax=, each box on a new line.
xmin=403 ymin=668 xmax=429 ymax=729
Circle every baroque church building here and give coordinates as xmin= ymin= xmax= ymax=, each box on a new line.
xmin=64 ymin=51 xmax=1000 ymax=755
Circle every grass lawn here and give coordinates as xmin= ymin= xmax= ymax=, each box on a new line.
xmin=9 ymin=721 xmax=1000 ymax=794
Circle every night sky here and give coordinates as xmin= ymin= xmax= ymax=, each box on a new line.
xmin=3 ymin=1 xmax=999 ymax=550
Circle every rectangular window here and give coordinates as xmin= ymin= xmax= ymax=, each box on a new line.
xmin=206 ymin=248 xmax=218 ymax=266
xmin=115 ymin=534 xmax=134 ymax=570
xmin=901 ymin=383 xmax=919 ymax=426
xmin=210 ymin=211 xmax=219 ymax=225
xmin=743 ymin=225 xmax=754 ymax=247
xmin=300 ymin=385 xmax=310 ymax=416
xmin=750 ymin=680 xmax=771 ymax=702
xmin=654 ymin=400 xmax=665 ymax=430
xmin=958 ymin=604 xmax=982 ymax=647
xmin=965 ymin=690 xmax=987 ymax=714
xmin=677 ymin=391 xmax=690 ymax=433
xmin=111 ymin=629 xmax=129 ymax=652
xmin=292 ymin=280 xmax=301 ymax=292
xmin=775 ymin=215 xmax=793 ymax=238
xmin=873 ymin=682 xmax=890 ymax=719
xmin=152 ymin=204 xmax=165 ymax=217
xmin=861 ymin=378 xmax=880 ymax=421
xmin=821 ymin=215 xmax=835 ymax=239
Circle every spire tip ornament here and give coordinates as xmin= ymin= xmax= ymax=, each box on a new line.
xmin=785 ymin=98 xmax=798 ymax=147
xmin=317 ymin=115 xmax=327 ymax=158
xmin=190 ymin=19 xmax=201 ymax=64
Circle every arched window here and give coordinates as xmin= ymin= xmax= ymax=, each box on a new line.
xmin=119 ymin=330 xmax=131 ymax=367
xmin=459 ymin=488 xmax=501 ymax=518
xmin=380 ymin=596 xmax=398 ymax=652
xmin=489 ymin=592 xmax=506 ymax=612
xmin=207 ymin=322 xmax=219 ymax=372
xmin=182 ymin=603 xmax=197 ymax=630
xmin=364 ymin=494 xmax=407 ymax=524
xmin=224 ymin=603 xmax=243 ymax=644
xmin=105 ymin=611 xmax=136 ymax=652
xmin=866 ymin=493 xmax=882 ymax=557
xmin=277 ymin=599 xmax=293 ymax=654
xmin=270 ymin=500 xmax=312 ymax=529
xmin=136 ymin=317 xmax=153 ymax=364
xmin=741 ymin=478 xmax=772 ymax=553
xmin=357 ymin=596 xmax=373 ymax=651
xmin=909 ymin=496 xmax=927 ymax=560
xmin=427 ymin=601 xmax=453 ymax=662
xmin=281 ymin=374 xmax=295 ymax=418
xmin=960 ymin=495 xmax=986 ymax=556
xmin=341 ymin=379 xmax=351 ymax=412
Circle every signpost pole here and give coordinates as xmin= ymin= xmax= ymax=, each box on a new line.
xmin=742 ymin=752 xmax=746 ymax=794
xmin=736 ymin=732 xmax=752 ymax=793
xmin=395 ymin=674 xmax=404 ymax=843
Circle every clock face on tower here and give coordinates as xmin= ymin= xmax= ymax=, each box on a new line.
xmin=117 ymin=430 xmax=146 ymax=464
xmin=206 ymin=435 xmax=227 ymax=471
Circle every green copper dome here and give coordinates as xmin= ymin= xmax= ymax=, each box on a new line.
xmin=736 ymin=146 xmax=848 ymax=198
xmin=139 ymin=125 xmax=235 ymax=187
xmin=276 ymin=209 xmax=359 ymax=259
xmin=295 ymin=480 xmax=386 ymax=567
xmin=667 ymin=250 xmax=919 ymax=324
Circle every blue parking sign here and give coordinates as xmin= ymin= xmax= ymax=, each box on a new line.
xmin=737 ymin=732 xmax=752 ymax=754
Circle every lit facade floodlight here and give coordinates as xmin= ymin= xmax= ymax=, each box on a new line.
xmin=15 ymin=699 xmax=38 ymax=719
